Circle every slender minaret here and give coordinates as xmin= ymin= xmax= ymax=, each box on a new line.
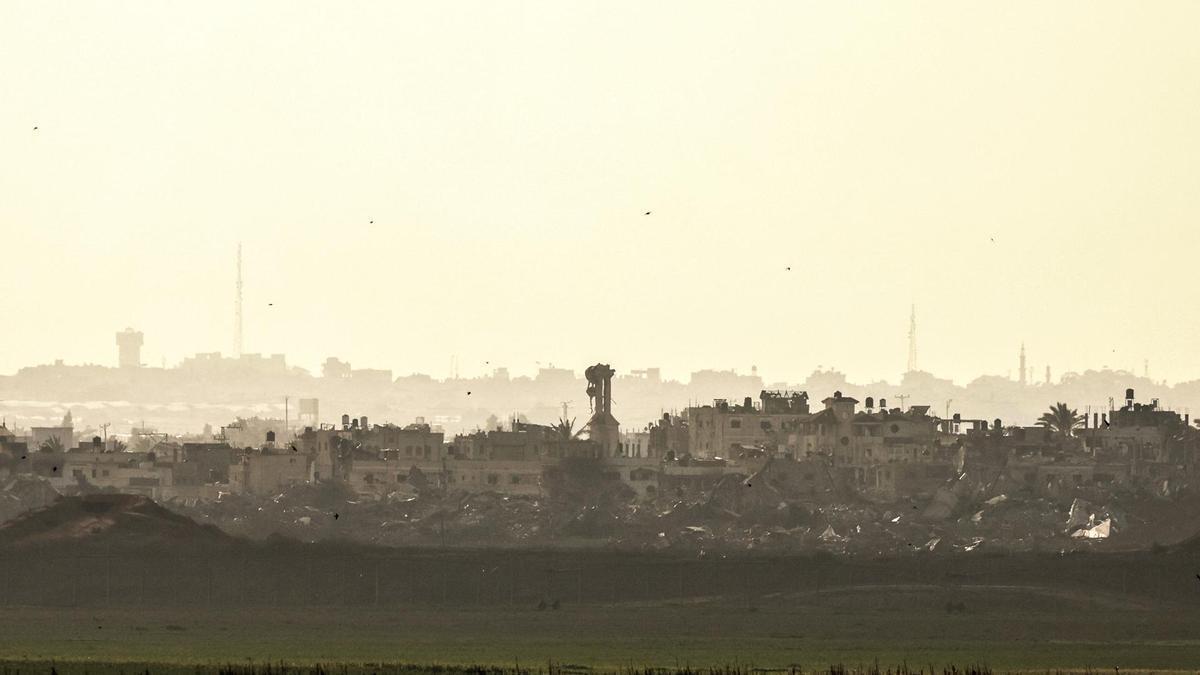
xmin=1019 ymin=343 xmax=1027 ymax=385
xmin=906 ymin=305 xmax=918 ymax=373
xmin=234 ymin=243 xmax=243 ymax=357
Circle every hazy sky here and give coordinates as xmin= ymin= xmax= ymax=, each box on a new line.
xmin=3 ymin=2 xmax=1199 ymax=384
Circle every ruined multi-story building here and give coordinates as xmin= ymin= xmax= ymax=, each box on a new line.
xmin=646 ymin=412 xmax=689 ymax=459
xmin=687 ymin=390 xmax=810 ymax=459
xmin=294 ymin=416 xmax=446 ymax=486
xmin=794 ymin=393 xmax=958 ymax=497
xmin=1078 ymin=388 xmax=1197 ymax=486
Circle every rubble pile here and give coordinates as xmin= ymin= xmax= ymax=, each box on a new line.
xmin=156 ymin=462 xmax=1200 ymax=555
xmin=0 ymin=475 xmax=60 ymax=524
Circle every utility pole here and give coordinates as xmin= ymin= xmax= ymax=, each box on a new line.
xmin=895 ymin=394 xmax=909 ymax=411
xmin=284 ymin=396 xmax=289 ymax=437
xmin=945 ymin=399 xmax=954 ymax=420
xmin=99 ymin=423 xmax=110 ymax=450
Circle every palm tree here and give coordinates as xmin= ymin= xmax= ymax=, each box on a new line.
xmin=551 ymin=417 xmax=584 ymax=441
xmin=38 ymin=436 xmax=66 ymax=453
xmin=1038 ymin=402 xmax=1084 ymax=437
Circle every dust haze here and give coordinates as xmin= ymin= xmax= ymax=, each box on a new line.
xmin=3 ymin=2 xmax=1200 ymax=673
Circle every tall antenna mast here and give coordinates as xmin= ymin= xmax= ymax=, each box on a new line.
xmin=235 ymin=243 xmax=244 ymax=357
xmin=1019 ymin=342 xmax=1027 ymax=386
xmin=906 ymin=304 xmax=918 ymax=373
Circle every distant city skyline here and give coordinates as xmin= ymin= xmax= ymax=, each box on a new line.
xmin=0 ymin=311 xmax=1174 ymax=388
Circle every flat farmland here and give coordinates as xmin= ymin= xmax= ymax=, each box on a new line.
xmin=2 ymin=582 xmax=1199 ymax=672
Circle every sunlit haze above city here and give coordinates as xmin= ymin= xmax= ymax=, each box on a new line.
xmin=4 ymin=1 xmax=1200 ymax=384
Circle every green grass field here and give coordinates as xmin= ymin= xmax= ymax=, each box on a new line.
xmin=2 ymin=584 xmax=1199 ymax=673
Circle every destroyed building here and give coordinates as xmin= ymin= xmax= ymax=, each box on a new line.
xmin=5 ymin=374 xmax=1200 ymax=555
xmin=688 ymin=390 xmax=810 ymax=459
xmin=1079 ymin=388 xmax=1198 ymax=481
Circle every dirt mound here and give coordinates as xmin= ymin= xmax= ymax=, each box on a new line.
xmin=0 ymin=493 xmax=235 ymax=551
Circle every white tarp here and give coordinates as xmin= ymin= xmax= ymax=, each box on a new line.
xmin=1072 ymin=518 xmax=1112 ymax=539
xmin=819 ymin=525 xmax=844 ymax=542
xmin=1066 ymin=498 xmax=1092 ymax=530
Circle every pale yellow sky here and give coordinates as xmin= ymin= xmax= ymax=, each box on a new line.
xmin=2 ymin=1 xmax=1199 ymax=384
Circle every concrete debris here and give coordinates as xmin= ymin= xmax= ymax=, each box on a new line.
xmin=1064 ymin=498 xmax=1124 ymax=538
xmin=923 ymin=486 xmax=959 ymax=521
xmin=1071 ymin=517 xmax=1112 ymax=539
xmin=124 ymin=454 xmax=1200 ymax=555
xmin=0 ymin=475 xmax=60 ymax=523
xmin=1066 ymin=498 xmax=1091 ymax=530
